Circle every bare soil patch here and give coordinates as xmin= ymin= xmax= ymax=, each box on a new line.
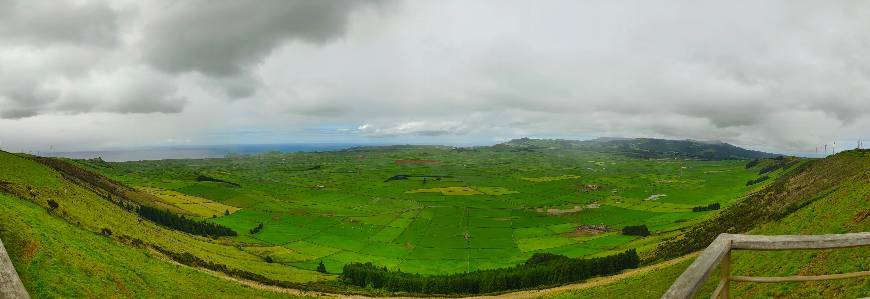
xmin=564 ymin=225 xmax=613 ymax=237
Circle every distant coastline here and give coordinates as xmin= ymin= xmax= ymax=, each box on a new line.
xmin=41 ymin=143 xmax=367 ymax=162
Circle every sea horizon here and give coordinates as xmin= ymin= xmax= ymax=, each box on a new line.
xmin=38 ymin=143 xmax=372 ymax=162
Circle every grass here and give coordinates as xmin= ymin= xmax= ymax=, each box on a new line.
xmin=521 ymin=175 xmax=582 ymax=182
xmin=139 ymin=186 xmax=241 ymax=217
xmin=0 ymin=194 xmax=304 ymax=298
xmin=0 ymin=152 xmax=329 ymax=285
xmin=0 ymin=145 xmax=812 ymax=295
xmin=406 ymin=186 xmax=482 ymax=195
xmin=474 ymin=186 xmax=520 ymax=195
xmin=547 ymin=151 xmax=870 ymax=298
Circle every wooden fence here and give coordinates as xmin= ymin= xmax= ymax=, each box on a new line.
xmin=0 ymin=238 xmax=28 ymax=299
xmin=662 ymin=232 xmax=870 ymax=299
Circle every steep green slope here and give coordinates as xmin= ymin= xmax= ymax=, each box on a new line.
xmin=547 ymin=150 xmax=870 ymax=298
xmin=0 ymin=193 xmax=302 ymax=298
xmin=0 ymin=151 xmax=328 ymax=297
xmin=651 ymin=150 xmax=866 ymax=261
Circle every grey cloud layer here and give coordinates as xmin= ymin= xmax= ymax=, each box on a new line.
xmin=141 ymin=0 xmax=388 ymax=76
xmin=0 ymin=0 xmax=383 ymax=118
xmin=0 ymin=0 xmax=119 ymax=47
xmin=1 ymin=0 xmax=868 ymax=153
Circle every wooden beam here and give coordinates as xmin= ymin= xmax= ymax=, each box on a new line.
xmin=710 ymin=279 xmax=728 ymax=299
xmin=718 ymin=251 xmax=730 ymax=298
xmin=730 ymin=271 xmax=870 ymax=283
xmin=0 ymin=238 xmax=29 ymax=299
xmin=662 ymin=233 xmax=733 ymax=299
xmin=663 ymin=233 xmax=870 ymax=299
xmin=730 ymin=232 xmax=870 ymax=250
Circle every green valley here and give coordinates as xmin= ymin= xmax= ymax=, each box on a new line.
xmin=0 ymin=138 xmax=866 ymax=297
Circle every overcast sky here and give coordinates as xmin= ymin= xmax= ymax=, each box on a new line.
xmin=1 ymin=0 xmax=869 ymax=155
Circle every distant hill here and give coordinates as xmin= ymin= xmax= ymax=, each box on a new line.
xmin=497 ymin=137 xmax=778 ymax=160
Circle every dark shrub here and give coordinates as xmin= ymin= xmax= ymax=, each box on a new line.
xmin=47 ymin=199 xmax=59 ymax=211
xmin=622 ymin=225 xmax=650 ymax=236
xmin=746 ymin=176 xmax=770 ymax=186
xmin=692 ymin=202 xmax=721 ymax=212
xmin=745 ymin=159 xmax=760 ymax=169
xmin=249 ymin=223 xmax=264 ymax=235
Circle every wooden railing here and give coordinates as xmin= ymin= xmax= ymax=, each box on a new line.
xmin=662 ymin=232 xmax=870 ymax=299
xmin=0 ymin=238 xmax=29 ymax=299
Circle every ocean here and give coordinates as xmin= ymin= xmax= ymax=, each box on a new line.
xmin=43 ymin=143 xmax=367 ymax=162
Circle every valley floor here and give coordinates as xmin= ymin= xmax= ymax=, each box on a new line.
xmin=0 ymin=147 xmax=867 ymax=298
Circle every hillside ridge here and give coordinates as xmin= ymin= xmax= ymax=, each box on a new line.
xmin=650 ymin=149 xmax=869 ymax=262
xmin=498 ymin=137 xmax=777 ymax=160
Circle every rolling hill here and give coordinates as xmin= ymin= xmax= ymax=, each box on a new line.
xmin=0 ymin=150 xmax=323 ymax=298
xmin=499 ymin=137 xmax=777 ymax=160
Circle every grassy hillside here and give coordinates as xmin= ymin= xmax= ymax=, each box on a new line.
xmin=547 ymin=150 xmax=870 ymax=298
xmin=0 ymin=193 xmax=304 ymax=298
xmin=0 ymin=150 xmax=329 ymax=297
xmin=650 ymin=151 xmax=862 ymax=261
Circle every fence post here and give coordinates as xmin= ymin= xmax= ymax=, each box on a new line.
xmin=667 ymin=233 xmax=870 ymax=299
xmin=719 ymin=251 xmax=730 ymax=298
xmin=0 ymin=238 xmax=30 ymax=299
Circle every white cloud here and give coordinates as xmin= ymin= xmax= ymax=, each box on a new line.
xmin=1 ymin=0 xmax=869 ymax=154
xmin=357 ymin=121 xmax=470 ymax=137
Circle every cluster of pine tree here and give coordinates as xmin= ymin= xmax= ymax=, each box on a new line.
xmin=691 ymin=202 xmax=721 ymax=212
xmin=250 ymin=223 xmax=264 ymax=234
xmin=137 ymin=205 xmax=237 ymax=237
xmin=757 ymin=156 xmax=798 ymax=175
xmin=340 ymin=250 xmax=639 ymax=295
xmin=621 ymin=225 xmax=650 ymax=236
xmin=745 ymin=158 xmax=761 ymax=169
xmin=745 ymin=175 xmax=769 ymax=186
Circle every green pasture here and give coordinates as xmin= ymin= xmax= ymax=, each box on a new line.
xmin=53 ymin=145 xmax=763 ymax=276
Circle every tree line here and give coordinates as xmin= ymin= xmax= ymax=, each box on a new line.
xmin=340 ymin=250 xmax=639 ymax=295
xmin=621 ymin=225 xmax=650 ymax=236
xmin=137 ymin=205 xmax=237 ymax=237
xmin=745 ymin=176 xmax=769 ymax=186
xmin=691 ymin=202 xmax=721 ymax=212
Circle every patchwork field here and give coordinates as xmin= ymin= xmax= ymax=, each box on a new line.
xmin=139 ymin=187 xmax=241 ymax=217
xmin=75 ymin=144 xmax=771 ymax=275
xmin=8 ymin=139 xmax=865 ymax=298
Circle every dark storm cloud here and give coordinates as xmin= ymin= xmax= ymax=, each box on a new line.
xmin=141 ymin=0 xmax=389 ymax=77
